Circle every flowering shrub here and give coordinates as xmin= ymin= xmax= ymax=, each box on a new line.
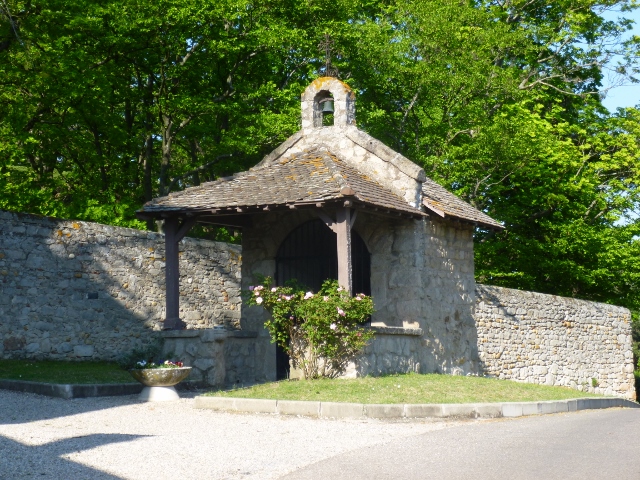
xmin=132 ymin=360 xmax=185 ymax=369
xmin=245 ymin=278 xmax=374 ymax=379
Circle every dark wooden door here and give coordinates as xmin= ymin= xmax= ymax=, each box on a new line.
xmin=274 ymin=219 xmax=370 ymax=379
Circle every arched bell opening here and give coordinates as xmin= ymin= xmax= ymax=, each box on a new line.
xmin=274 ymin=218 xmax=371 ymax=379
xmin=313 ymin=90 xmax=335 ymax=127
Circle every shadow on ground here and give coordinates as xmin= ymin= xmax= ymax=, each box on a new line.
xmin=0 ymin=432 xmax=146 ymax=479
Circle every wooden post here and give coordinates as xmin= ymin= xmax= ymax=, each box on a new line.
xmin=335 ymin=208 xmax=353 ymax=294
xmin=163 ymin=216 xmax=196 ymax=330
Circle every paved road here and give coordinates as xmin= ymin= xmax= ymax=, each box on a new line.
xmin=280 ymin=408 xmax=640 ymax=480
xmin=2 ymin=389 xmax=638 ymax=479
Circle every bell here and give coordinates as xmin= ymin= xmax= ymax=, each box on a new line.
xmin=321 ymin=99 xmax=334 ymax=113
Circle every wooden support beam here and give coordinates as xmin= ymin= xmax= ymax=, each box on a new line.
xmin=318 ymin=211 xmax=336 ymax=232
xmin=163 ymin=217 xmax=195 ymax=330
xmin=176 ymin=217 xmax=197 ymax=243
xmin=335 ymin=208 xmax=353 ymax=295
xmin=195 ymin=215 xmax=252 ymax=229
xmin=349 ymin=210 xmax=358 ymax=228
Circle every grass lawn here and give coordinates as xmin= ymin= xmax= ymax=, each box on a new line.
xmin=0 ymin=359 xmax=134 ymax=384
xmin=207 ymin=373 xmax=603 ymax=404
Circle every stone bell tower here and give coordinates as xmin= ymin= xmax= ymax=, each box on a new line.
xmin=300 ymin=77 xmax=356 ymax=130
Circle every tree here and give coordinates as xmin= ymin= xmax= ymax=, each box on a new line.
xmin=2 ymin=0 xmax=640 ymax=317
xmin=0 ymin=0 xmax=352 ymax=227
xmin=332 ymin=0 xmax=640 ymax=310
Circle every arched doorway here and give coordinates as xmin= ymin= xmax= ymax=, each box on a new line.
xmin=274 ymin=218 xmax=371 ymax=379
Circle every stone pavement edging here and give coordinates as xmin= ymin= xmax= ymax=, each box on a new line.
xmin=0 ymin=379 xmax=143 ymax=399
xmin=194 ymin=395 xmax=639 ymax=419
xmin=0 ymin=379 xmax=210 ymax=399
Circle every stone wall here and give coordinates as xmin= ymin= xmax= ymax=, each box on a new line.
xmin=2 ymin=210 xmax=635 ymax=399
xmin=353 ymin=327 xmax=423 ymax=377
xmin=416 ymin=219 xmax=479 ymax=375
xmin=357 ymin=216 xmax=479 ymax=376
xmin=0 ymin=210 xmax=242 ymax=361
xmin=475 ymin=284 xmax=635 ymax=400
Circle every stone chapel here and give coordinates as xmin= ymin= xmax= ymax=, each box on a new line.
xmin=137 ymin=77 xmax=503 ymax=381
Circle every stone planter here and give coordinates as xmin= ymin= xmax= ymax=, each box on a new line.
xmin=129 ymin=367 xmax=192 ymax=402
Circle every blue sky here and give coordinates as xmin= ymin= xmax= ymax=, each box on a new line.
xmin=600 ymin=7 xmax=640 ymax=112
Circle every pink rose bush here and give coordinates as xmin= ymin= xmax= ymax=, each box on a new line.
xmin=244 ymin=278 xmax=374 ymax=379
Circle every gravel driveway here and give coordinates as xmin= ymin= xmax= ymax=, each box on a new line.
xmin=0 ymin=390 xmax=466 ymax=479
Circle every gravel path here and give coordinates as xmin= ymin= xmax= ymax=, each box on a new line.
xmin=0 ymin=390 xmax=468 ymax=479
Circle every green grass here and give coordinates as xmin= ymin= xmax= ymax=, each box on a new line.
xmin=0 ymin=360 xmax=134 ymax=384
xmin=207 ymin=373 xmax=603 ymax=404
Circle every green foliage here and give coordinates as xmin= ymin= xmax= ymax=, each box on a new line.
xmin=244 ymin=277 xmax=374 ymax=379
xmin=336 ymin=0 xmax=640 ymax=314
xmin=0 ymin=0 xmax=346 ymax=226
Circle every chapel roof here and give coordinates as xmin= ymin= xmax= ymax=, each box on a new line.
xmin=137 ymin=76 xmax=503 ymax=231
xmin=421 ymin=178 xmax=503 ymax=229
xmin=138 ymin=149 xmax=425 ymax=219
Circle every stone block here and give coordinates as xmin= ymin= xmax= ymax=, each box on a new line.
xmin=502 ymin=403 xmax=523 ymax=417
xmin=4 ymin=336 xmax=26 ymax=351
xmin=520 ymin=402 xmax=541 ymax=416
xmin=206 ymin=367 xmax=224 ymax=387
xmin=364 ymin=404 xmax=404 ymax=418
xmin=40 ymin=339 xmax=51 ymax=353
xmin=25 ymin=342 xmax=40 ymax=353
xmin=232 ymin=397 xmax=278 ymax=414
xmin=320 ymin=402 xmax=364 ymax=419
xmin=441 ymin=404 xmax=476 ymax=418
xmin=194 ymin=396 xmax=235 ymax=411
xmin=404 ymin=404 xmax=443 ymax=418
xmin=277 ymin=400 xmax=320 ymax=417
xmin=185 ymin=343 xmax=198 ymax=356
xmin=201 ymin=329 xmax=227 ymax=343
xmin=35 ymin=321 xmax=53 ymax=331
xmin=73 ymin=345 xmax=94 ymax=357
xmin=473 ymin=403 xmax=503 ymax=418
xmin=193 ymin=358 xmax=215 ymax=371
xmin=538 ymin=401 xmax=565 ymax=414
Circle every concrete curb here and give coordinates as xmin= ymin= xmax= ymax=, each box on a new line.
xmin=194 ymin=396 xmax=639 ymax=419
xmin=0 ymin=379 xmax=144 ymax=399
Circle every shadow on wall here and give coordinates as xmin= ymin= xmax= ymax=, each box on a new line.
xmin=0 ymin=210 xmax=241 ymax=362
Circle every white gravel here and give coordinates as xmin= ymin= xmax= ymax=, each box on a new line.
xmin=0 ymin=390 xmax=468 ymax=479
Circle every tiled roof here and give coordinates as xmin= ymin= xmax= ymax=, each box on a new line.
xmin=422 ymin=177 xmax=503 ymax=229
xmin=138 ymin=149 xmax=425 ymax=218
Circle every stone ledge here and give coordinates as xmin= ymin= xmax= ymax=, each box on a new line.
xmin=194 ymin=396 xmax=639 ymax=419
xmin=0 ymin=379 xmax=204 ymax=399
xmin=227 ymin=330 xmax=259 ymax=338
xmin=368 ymin=326 xmax=423 ymax=336
xmin=160 ymin=330 xmax=200 ymax=338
